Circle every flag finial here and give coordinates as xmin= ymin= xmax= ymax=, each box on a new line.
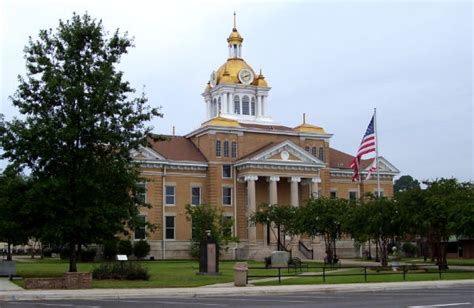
xmin=233 ymin=12 xmax=237 ymax=29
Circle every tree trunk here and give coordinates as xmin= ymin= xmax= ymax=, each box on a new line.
xmin=69 ymin=242 xmax=77 ymax=272
xmin=6 ymin=241 xmax=12 ymax=261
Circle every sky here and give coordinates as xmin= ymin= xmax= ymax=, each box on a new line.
xmin=1 ymin=0 xmax=472 ymax=182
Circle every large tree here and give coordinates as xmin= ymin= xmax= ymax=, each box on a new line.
xmin=398 ymin=178 xmax=474 ymax=268
xmin=394 ymin=175 xmax=420 ymax=195
xmin=0 ymin=170 xmax=30 ymax=260
xmin=298 ymin=197 xmax=348 ymax=263
xmin=0 ymin=13 xmax=161 ymax=271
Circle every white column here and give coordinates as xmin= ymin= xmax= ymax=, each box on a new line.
xmin=268 ymin=176 xmax=280 ymax=205
xmin=268 ymin=176 xmax=280 ymax=245
xmin=311 ymin=177 xmax=321 ymax=199
xmin=206 ymin=101 xmax=211 ymax=119
xmin=290 ymin=176 xmax=301 ymax=207
xmin=261 ymin=96 xmax=265 ymax=116
xmin=245 ymin=175 xmax=258 ymax=244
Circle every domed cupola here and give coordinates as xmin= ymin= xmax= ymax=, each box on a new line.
xmin=202 ymin=13 xmax=273 ymax=125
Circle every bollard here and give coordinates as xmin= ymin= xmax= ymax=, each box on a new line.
xmin=234 ymin=262 xmax=248 ymax=287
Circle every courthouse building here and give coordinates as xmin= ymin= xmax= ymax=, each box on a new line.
xmin=132 ymin=23 xmax=400 ymax=260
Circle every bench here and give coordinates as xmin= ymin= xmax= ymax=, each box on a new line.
xmin=288 ymin=257 xmax=308 ymax=273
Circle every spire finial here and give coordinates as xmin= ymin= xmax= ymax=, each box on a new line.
xmin=233 ymin=11 xmax=237 ymax=30
xmin=303 ymin=113 xmax=306 ymax=124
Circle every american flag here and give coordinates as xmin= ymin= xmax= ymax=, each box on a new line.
xmin=351 ymin=115 xmax=377 ymax=182
xmin=356 ymin=115 xmax=376 ymax=157
xmin=366 ymin=159 xmax=377 ymax=180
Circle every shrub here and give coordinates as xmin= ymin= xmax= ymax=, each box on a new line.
xmin=92 ymin=262 xmax=150 ymax=280
xmin=103 ymin=240 xmax=118 ymax=260
xmin=133 ymin=240 xmax=150 ymax=260
xmin=81 ymin=248 xmax=97 ymax=262
xmin=118 ymin=240 xmax=133 ymax=257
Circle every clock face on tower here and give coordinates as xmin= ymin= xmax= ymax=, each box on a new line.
xmin=238 ymin=69 xmax=254 ymax=85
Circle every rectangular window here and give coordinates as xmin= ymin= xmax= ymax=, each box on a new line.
xmin=330 ymin=191 xmax=337 ymax=199
xmin=305 ymin=146 xmax=310 ymax=152
xmin=349 ymin=191 xmax=357 ymax=201
xmin=231 ymin=142 xmax=237 ymax=158
xmin=165 ymin=216 xmax=175 ymax=240
xmin=136 ymin=181 xmax=147 ymax=203
xmin=191 ymin=186 xmax=201 ymax=205
xmin=223 ymin=187 xmax=232 ymax=205
xmin=319 ymin=147 xmax=324 ymax=161
xmin=311 ymin=147 xmax=317 ymax=157
xmin=222 ymin=165 xmax=232 ymax=178
xmin=134 ymin=215 xmax=146 ymax=240
xmin=165 ymin=185 xmax=175 ymax=205
xmin=223 ymin=141 xmax=229 ymax=157
xmin=375 ymin=191 xmax=384 ymax=198
xmin=215 ymin=140 xmax=221 ymax=157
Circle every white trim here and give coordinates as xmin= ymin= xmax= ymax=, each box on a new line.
xmin=185 ymin=125 xmax=333 ymax=140
xmin=165 ymin=184 xmax=176 ymax=206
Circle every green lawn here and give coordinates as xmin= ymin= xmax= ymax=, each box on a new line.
xmin=253 ymin=268 xmax=474 ymax=286
xmin=14 ymin=259 xmax=252 ymax=288
xmin=12 ymin=258 xmax=474 ymax=289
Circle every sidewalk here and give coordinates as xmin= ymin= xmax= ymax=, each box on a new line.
xmin=1 ymin=280 xmax=473 ymax=301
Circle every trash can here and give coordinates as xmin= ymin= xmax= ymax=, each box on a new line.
xmin=234 ymin=262 xmax=248 ymax=287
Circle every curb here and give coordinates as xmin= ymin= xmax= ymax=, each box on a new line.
xmin=1 ymin=280 xmax=473 ymax=301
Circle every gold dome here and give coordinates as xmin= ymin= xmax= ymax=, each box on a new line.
xmin=202 ymin=116 xmax=241 ymax=127
xmin=216 ymin=58 xmax=257 ymax=85
xmin=255 ymin=69 xmax=269 ymax=87
xmin=294 ymin=113 xmax=326 ymax=134
xmin=227 ymin=28 xmax=243 ymax=45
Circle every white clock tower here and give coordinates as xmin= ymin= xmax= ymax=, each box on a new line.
xmin=202 ymin=14 xmax=273 ymax=124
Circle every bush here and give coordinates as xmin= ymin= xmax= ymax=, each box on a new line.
xmin=133 ymin=240 xmax=150 ymax=260
xmin=402 ymin=242 xmax=417 ymax=257
xmin=81 ymin=248 xmax=97 ymax=262
xmin=103 ymin=240 xmax=118 ymax=260
xmin=118 ymin=240 xmax=133 ymax=256
xmin=92 ymin=262 xmax=150 ymax=280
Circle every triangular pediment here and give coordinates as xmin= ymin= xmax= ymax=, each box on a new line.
xmin=363 ymin=157 xmax=400 ymax=174
xmin=244 ymin=140 xmax=325 ymax=167
xmin=131 ymin=145 xmax=165 ymax=161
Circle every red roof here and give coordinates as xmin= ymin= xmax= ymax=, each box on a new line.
xmin=329 ymin=148 xmax=372 ymax=169
xmin=147 ymin=135 xmax=207 ymax=162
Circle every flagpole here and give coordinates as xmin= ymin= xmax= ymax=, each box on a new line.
xmin=374 ymin=108 xmax=381 ymax=197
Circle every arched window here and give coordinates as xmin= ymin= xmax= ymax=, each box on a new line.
xmin=218 ymin=97 xmax=222 ymax=114
xmin=311 ymin=146 xmax=317 ymax=157
xmin=234 ymin=96 xmax=240 ymax=114
xmin=251 ymin=97 xmax=256 ymax=116
xmin=242 ymin=95 xmax=250 ymax=115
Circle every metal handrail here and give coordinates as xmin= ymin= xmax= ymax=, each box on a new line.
xmin=298 ymin=240 xmax=313 ymax=259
